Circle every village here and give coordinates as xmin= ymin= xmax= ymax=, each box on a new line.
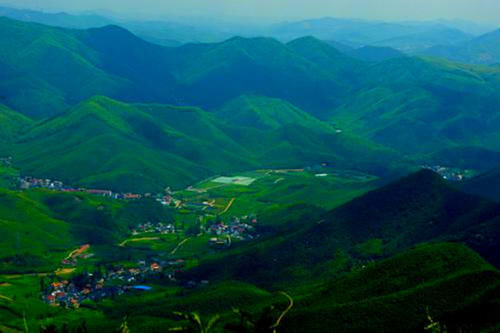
xmin=42 ymin=257 xmax=186 ymax=308
xmin=130 ymin=214 xmax=259 ymax=249
xmin=18 ymin=176 xmax=143 ymax=200
xmin=421 ymin=165 xmax=473 ymax=181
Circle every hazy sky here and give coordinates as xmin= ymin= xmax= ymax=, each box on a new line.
xmin=3 ymin=0 xmax=500 ymax=24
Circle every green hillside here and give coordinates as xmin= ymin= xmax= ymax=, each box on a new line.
xmin=7 ymin=95 xmax=400 ymax=192
xmin=0 ymin=16 xmax=498 ymax=171
xmin=329 ymin=57 xmax=500 ymax=158
xmin=284 ymin=243 xmax=500 ymax=332
xmin=0 ymin=185 xmax=173 ymax=273
xmin=185 ymin=170 xmax=500 ymax=287
xmin=0 ymin=18 xmax=364 ymax=118
xmin=216 ymin=95 xmax=334 ymax=131
xmin=0 ymin=105 xmax=33 ymax=154
xmin=463 ymin=167 xmax=500 ymax=202
xmin=0 ymin=188 xmax=115 ymax=273
xmin=12 ymin=97 xmax=243 ymax=192
xmin=0 ymin=17 xmax=125 ymax=118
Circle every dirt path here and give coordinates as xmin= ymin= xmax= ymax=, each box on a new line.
xmin=274 ymin=177 xmax=285 ymax=184
xmin=170 ymin=238 xmax=189 ymax=255
xmin=55 ymin=268 xmax=76 ymax=276
xmin=0 ymin=294 xmax=13 ymax=302
xmin=220 ymin=198 xmax=236 ymax=215
xmin=271 ymin=291 xmax=294 ymax=332
xmin=119 ymin=237 xmax=160 ymax=247
xmin=65 ymin=244 xmax=90 ymax=260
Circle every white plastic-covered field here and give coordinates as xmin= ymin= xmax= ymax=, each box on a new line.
xmin=212 ymin=176 xmax=256 ymax=186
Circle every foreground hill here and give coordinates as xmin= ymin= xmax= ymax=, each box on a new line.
xmin=186 ymin=170 xmax=500 ymax=286
xmin=75 ymin=243 xmax=499 ymax=332
xmin=284 ymin=243 xmax=500 ymax=332
xmin=10 ymin=96 xmax=399 ymax=192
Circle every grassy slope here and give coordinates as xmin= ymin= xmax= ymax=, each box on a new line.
xmin=284 ymin=243 xmax=500 ymax=332
xmin=0 ymin=17 xmax=125 ymax=118
xmin=0 ymin=189 xmax=114 ymax=272
xmin=0 ymin=186 xmax=172 ymax=273
xmin=13 ymin=96 xmax=252 ymax=192
xmin=329 ymin=56 xmax=500 ymax=159
xmin=9 ymin=96 xmax=400 ymax=192
xmin=0 ymin=104 xmax=33 ymax=155
xmin=216 ymin=95 xmax=332 ymax=131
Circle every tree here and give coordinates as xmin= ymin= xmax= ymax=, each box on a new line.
xmin=170 ymin=312 xmax=221 ymax=333
xmin=116 ymin=317 xmax=130 ymax=333
xmin=424 ymin=308 xmax=448 ymax=333
xmin=225 ymin=292 xmax=294 ymax=333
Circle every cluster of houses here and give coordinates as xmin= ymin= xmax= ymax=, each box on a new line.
xmin=43 ymin=259 xmax=185 ymax=308
xmin=18 ymin=176 xmax=143 ymax=200
xmin=208 ymin=215 xmax=258 ymax=241
xmin=132 ymin=222 xmax=176 ymax=235
xmin=422 ymin=165 xmax=467 ymax=182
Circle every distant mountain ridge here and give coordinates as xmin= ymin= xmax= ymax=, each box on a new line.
xmin=423 ymin=28 xmax=500 ymax=64
xmin=0 ymin=17 xmax=499 ymax=180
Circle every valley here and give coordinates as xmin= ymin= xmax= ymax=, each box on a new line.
xmin=0 ymin=165 xmax=383 ymax=331
xmin=1 ymin=162 xmax=498 ymax=332
xmin=0 ymin=7 xmax=498 ymax=332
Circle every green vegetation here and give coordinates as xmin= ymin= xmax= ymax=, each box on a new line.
xmin=329 ymin=57 xmax=500 ymax=160
xmin=0 ymin=188 xmax=172 ymax=273
xmin=0 ymin=16 xmax=498 ymax=333
xmin=424 ymin=29 xmax=500 ymax=65
xmin=6 ymin=95 xmax=397 ymax=192
xmin=462 ymin=167 xmax=500 ymax=202
xmin=185 ymin=170 xmax=500 ymax=287
xmin=283 ymin=243 xmax=500 ymax=332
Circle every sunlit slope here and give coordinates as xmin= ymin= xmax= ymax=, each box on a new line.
xmin=330 ymin=57 xmax=500 ymax=156
xmin=10 ymin=96 xmax=400 ymax=192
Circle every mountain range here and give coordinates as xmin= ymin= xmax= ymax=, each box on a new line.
xmin=0 ymin=16 xmax=499 ymax=191
xmin=423 ymin=28 xmax=500 ymax=65
xmin=0 ymin=13 xmax=499 ymax=332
